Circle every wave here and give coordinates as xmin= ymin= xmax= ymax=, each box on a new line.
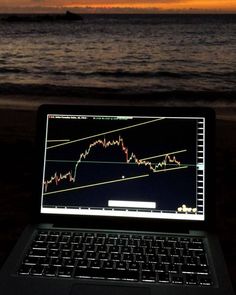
xmin=49 ymin=69 xmax=191 ymax=78
xmin=0 ymin=67 xmax=29 ymax=74
xmin=0 ymin=82 xmax=123 ymax=97
xmin=1 ymin=67 xmax=236 ymax=80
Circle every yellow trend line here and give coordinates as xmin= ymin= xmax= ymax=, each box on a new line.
xmin=48 ymin=139 xmax=70 ymax=143
xmin=47 ymin=117 xmax=164 ymax=150
xmin=44 ymin=173 xmax=149 ymax=196
xmin=153 ymin=165 xmax=188 ymax=173
xmin=141 ymin=149 xmax=187 ymax=161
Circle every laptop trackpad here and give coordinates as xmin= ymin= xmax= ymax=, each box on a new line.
xmin=70 ymin=283 xmax=150 ymax=295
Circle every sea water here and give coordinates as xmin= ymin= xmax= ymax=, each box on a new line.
xmin=0 ymin=14 xmax=235 ymax=95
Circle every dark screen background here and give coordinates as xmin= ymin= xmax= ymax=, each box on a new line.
xmin=42 ymin=114 xmax=198 ymax=214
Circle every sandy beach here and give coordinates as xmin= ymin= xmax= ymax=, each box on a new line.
xmin=0 ymin=91 xmax=236 ymax=112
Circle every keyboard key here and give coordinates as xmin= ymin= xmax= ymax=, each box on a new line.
xmin=58 ymin=266 xmax=73 ymax=277
xmin=18 ymin=264 xmax=31 ymax=275
xmin=23 ymin=256 xmax=38 ymax=265
xmin=44 ymin=265 xmax=57 ymax=277
xmin=172 ymin=275 xmax=184 ymax=284
xmin=98 ymin=252 xmax=109 ymax=260
xmin=75 ymin=268 xmax=138 ymax=281
xmin=141 ymin=271 xmax=156 ymax=282
xmin=64 ymin=258 xmax=76 ymax=267
xmin=28 ymin=249 xmax=47 ymax=258
xmin=141 ymin=262 xmax=153 ymax=271
xmin=168 ymin=264 xmax=179 ymax=273
xmin=73 ymin=251 xmax=84 ymax=259
xmin=109 ymin=246 xmax=119 ymax=253
xmin=85 ymin=252 xmax=96 ymax=260
xmin=32 ymin=242 xmax=48 ymax=250
xmin=188 ymin=243 xmax=204 ymax=251
xmin=158 ymin=272 xmax=170 ymax=283
xmin=185 ymin=274 xmax=198 ymax=285
xmin=182 ymin=264 xmax=209 ymax=274
xmin=103 ymin=261 xmax=114 ymax=269
xmin=115 ymin=261 xmax=127 ymax=270
xmin=48 ymin=250 xmax=60 ymax=258
xmin=77 ymin=260 xmax=88 ymax=268
xmin=136 ymin=254 xmax=146 ymax=263
xmin=38 ymin=256 xmax=50 ymax=266
xmin=51 ymin=257 xmax=63 ymax=266
xmin=111 ymin=253 xmax=121 ymax=261
xmin=128 ymin=262 xmax=140 ymax=271
xmin=90 ymin=260 xmax=102 ymax=269
xmin=31 ymin=265 xmax=44 ymax=276
xmin=199 ymin=276 xmax=212 ymax=286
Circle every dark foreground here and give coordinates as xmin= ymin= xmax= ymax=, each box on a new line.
xmin=0 ymin=94 xmax=235 ymax=292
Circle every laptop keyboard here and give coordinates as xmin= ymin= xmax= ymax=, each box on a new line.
xmin=18 ymin=230 xmax=213 ymax=286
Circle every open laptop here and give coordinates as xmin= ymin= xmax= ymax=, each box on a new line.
xmin=0 ymin=104 xmax=234 ymax=295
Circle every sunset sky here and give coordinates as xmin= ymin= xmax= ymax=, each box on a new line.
xmin=0 ymin=0 xmax=236 ymax=13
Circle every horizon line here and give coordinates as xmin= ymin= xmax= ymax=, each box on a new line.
xmin=0 ymin=6 xmax=236 ymax=14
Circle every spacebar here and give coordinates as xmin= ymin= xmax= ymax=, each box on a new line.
xmin=74 ymin=268 xmax=139 ymax=281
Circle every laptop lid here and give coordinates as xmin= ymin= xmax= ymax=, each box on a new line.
xmin=35 ymin=104 xmax=215 ymax=232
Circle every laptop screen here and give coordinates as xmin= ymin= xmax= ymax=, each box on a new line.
xmin=40 ymin=107 xmax=207 ymax=222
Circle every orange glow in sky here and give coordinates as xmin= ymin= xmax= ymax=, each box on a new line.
xmin=1 ymin=0 xmax=236 ymax=13
xmin=64 ymin=0 xmax=236 ymax=11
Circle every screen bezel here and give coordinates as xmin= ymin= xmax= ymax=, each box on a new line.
xmin=34 ymin=104 xmax=215 ymax=232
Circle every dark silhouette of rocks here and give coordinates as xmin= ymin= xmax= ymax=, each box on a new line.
xmin=2 ymin=11 xmax=83 ymax=22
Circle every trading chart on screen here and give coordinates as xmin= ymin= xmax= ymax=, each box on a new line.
xmin=41 ymin=112 xmax=205 ymax=221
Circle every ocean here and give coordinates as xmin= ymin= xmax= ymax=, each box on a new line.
xmin=0 ymin=14 xmax=236 ymax=97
